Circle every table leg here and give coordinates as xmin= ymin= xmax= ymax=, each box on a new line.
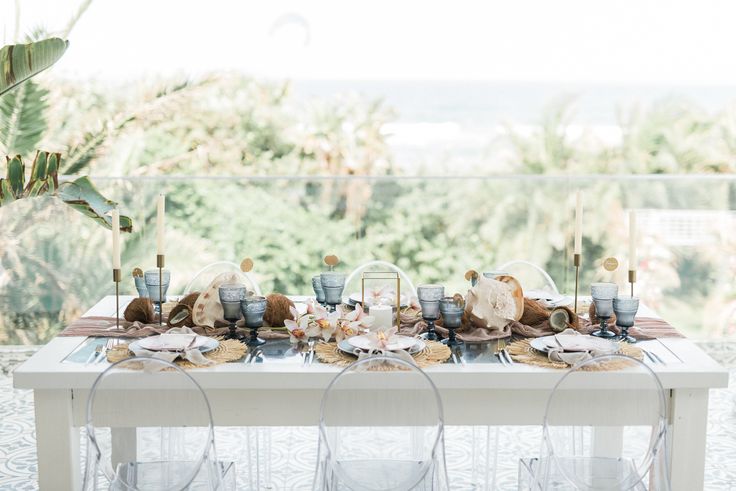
xmin=670 ymin=388 xmax=709 ymax=491
xmin=111 ymin=427 xmax=137 ymax=469
xmin=34 ymin=390 xmax=80 ymax=491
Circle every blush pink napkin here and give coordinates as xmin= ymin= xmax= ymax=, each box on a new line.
xmin=59 ymin=316 xmax=290 ymax=340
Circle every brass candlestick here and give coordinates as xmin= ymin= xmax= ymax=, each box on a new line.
xmin=629 ymin=269 xmax=636 ymax=297
xmin=573 ymin=253 xmax=581 ymax=313
xmin=157 ymin=254 xmax=165 ymax=326
xmin=113 ymin=268 xmax=121 ymax=330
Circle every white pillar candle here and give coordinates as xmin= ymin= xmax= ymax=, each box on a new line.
xmin=156 ymin=194 xmax=165 ymax=255
xmin=574 ymin=191 xmax=583 ymax=255
xmin=629 ymin=210 xmax=637 ymax=271
xmin=369 ymin=304 xmax=393 ymax=330
xmin=111 ymin=208 xmax=121 ymax=269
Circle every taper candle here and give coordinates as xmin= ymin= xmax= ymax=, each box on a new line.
xmin=629 ymin=210 xmax=637 ymax=271
xmin=156 ymin=194 xmax=165 ymax=255
xmin=574 ymin=191 xmax=583 ymax=255
xmin=111 ymin=208 xmax=121 ymax=269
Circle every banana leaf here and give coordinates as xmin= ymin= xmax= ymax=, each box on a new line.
xmin=0 ymin=151 xmax=132 ymax=231
xmin=0 ymin=38 xmax=68 ymax=97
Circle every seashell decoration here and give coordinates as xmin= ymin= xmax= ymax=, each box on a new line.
xmin=192 ymin=272 xmax=244 ymax=327
xmin=464 ymin=275 xmax=524 ymax=333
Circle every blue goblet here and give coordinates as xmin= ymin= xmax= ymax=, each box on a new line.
xmin=591 ymin=282 xmax=619 ymax=338
xmin=440 ymin=297 xmax=464 ymax=347
xmin=219 ymin=284 xmax=246 ymax=340
xmin=144 ymin=269 xmax=170 ymax=315
xmin=417 ymin=284 xmax=445 ymax=341
xmin=312 ymin=275 xmax=326 ymax=305
xmin=241 ymin=295 xmax=267 ymax=346
xmin=613 ymin=295 xmax=639 ymax=343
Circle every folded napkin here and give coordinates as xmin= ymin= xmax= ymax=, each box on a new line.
xmin=128 ymin=327 xmax=215 ymax=366
xmin=546 ymin=328 xmax=611 ymax=365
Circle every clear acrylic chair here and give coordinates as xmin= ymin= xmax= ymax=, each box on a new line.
xmin=344 ymin=260 xmax=417 ymax=305
xmin=183 ymin=261 xmax=262 ymax=296
xmin=82 ymin=357 xmax=235 ymax=490
xmin=313 ymin=355 xmax=449 ymax=490
xmin=518 ymin=354 xmax=670 ymax=490
xmin=497 ymin=260 xmax=560 ymax=296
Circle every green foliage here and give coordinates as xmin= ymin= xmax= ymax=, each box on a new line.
xmin=0 ymin=38 xmax=68 ymax=96
xmin=0 ymin=79 xmax=49 ymax=156
xmin=0 ymin=152 xmax=132 ymax=229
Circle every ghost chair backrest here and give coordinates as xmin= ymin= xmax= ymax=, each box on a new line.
xmin=540 ymin=354 xmax=669 ymax=490
xmin=184 ymin=261 xmax=262 ymax=296
xmin=83 ymin=357 xmax=221 ymax=491
xmin=318 ymin=355 xmax=446 ymax=490
xmin=496 ymin=260 xmax=560 ymax=295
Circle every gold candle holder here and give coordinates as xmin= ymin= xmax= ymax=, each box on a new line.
xmin=113 ymin=268 xmax=121 ymax=330
xmin=361 ymin=271 xmax=401 ymax=329
xmin=157 ymin=254 xmax=165 ymax=326
xmin=573 ymin=253 xmax=581 ymax=313
xmin=628 ymin=269 xmax=636 ymax=297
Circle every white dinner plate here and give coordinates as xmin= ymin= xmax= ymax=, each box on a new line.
xmin=530 ymin=335 xmax=618 ymax=355
xmin=347 ymin=292 xmax=408 ymax=308
xmin=347 ymin=334 xmax=417 ymax=352
xmin=338 ymin=338 xmax=426 ymax=356
xmin=525 ymin=290 xmax=573 ymax=308
xmin=132 ymin=335 xmax=219 ymax=353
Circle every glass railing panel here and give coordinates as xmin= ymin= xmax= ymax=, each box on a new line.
xmin=0 ymin=175 xmax=732 ymax=343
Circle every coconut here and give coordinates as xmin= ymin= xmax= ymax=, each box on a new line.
xmin=263 ymin=293 xmax=296 ymax=327
xmin=168 ymin=304 xmax=194 ymax=328
xmin=124 ymin=297 xmax=155 ymax=324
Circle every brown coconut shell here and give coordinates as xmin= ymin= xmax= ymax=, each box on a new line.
xmin=179 ymin=292 xmax=200 ymax=308
xmin=168 ymin=304 xmax=194 ymax=327
xmin=520 ymin=298 xmax=580 ymax=330
xmin=589 ymin=302 xmax=616 ymax=327
xmin=124 ymin=297 xmax=155 ymax=324
xmin=263 ymin=293 xmax=296 ymax=327
xmin=519 ymin=298 xmax=551 ymax=326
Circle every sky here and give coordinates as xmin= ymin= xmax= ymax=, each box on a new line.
xmin=2 ymin=0 xmax=736 ymax=85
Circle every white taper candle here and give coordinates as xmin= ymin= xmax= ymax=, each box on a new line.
xmin=111 ymin=208 xmax=121 ymax=269
xmin=574 ymin=191 xmax=583 ymax=255
xmin=156 ymin=194 xmax=165 ymax=255
xmin=629 ymin=210 xmax=637 ymax=271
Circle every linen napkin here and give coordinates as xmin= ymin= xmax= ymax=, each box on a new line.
xmin=128 ymin=327 xmax=215 ymax=366
xmin=546 ymin=328 xmax=612 ymax=365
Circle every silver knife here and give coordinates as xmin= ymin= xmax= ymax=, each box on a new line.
xmin=503 ymin=349 xmax=514 ymax=365
xmin=307 ymin=340 xmax=316 ymax=366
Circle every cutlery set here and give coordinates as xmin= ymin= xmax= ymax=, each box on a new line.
xmin=85 ymin=338 xmax=119 ymax=365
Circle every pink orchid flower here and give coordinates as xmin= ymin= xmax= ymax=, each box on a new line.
xmin=284 ymin=312 xmax=310 ymax=344
xmin=366 ymin=326 xmax=399 ymax=350
xmin=334 ymin=304 xmax=375 ymax=342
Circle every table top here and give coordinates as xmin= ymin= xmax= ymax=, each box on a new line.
xmin=13 ymin=295 xmax=729 ymax=391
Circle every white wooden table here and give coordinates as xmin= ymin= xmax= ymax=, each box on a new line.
xmin=13 ymin=296 xmax=729 ymax=490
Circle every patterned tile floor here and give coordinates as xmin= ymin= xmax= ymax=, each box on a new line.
xmin=1 ymin=344 xmax=735 ymax=490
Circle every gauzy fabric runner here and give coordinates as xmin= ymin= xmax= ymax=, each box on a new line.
xmin=59 ymin=316 xmax=290 ymax=340
xmin=400 ymin=312 xmax=683 ymax=343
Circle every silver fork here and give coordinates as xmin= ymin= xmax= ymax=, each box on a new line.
xmin=307 ymin=339 xmax=316 ymax=366
xmin=85 ymin=344 xmax=103 ymax=365
xmin=94 ymin=338 xmax=117 ymax=364
xmin=495 ymin=339 xmax=508 ymax=366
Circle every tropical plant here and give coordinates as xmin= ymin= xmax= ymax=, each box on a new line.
xmin=0 ymin=37 xmax=131 ymax=229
